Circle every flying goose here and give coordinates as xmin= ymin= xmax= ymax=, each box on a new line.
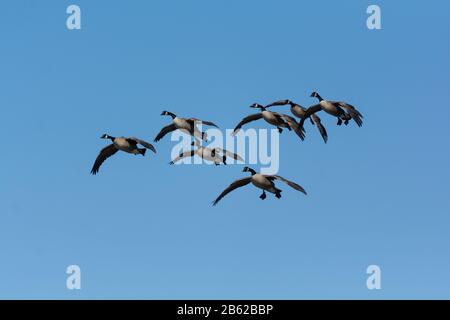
xmin=231 ymin=104 xmax=305 ymax=140
xmin=169 ymin=140 xmax=243 ymax=165
xmin=154 ymin=111 xmax=219 ymax=142
xmin=91 ymin=134 xmax=156 ymax=175
xmin=212 ymin=166 xmax=307 ymax=205
xmin=300 ymin=92 xmax=364 ymax=129
xmin=266 ymin=99 xmax=328 ymax=143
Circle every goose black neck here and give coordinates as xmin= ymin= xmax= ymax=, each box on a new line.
xmin=107 ymin=135 xmax=116 ymax=141
xmin=315 ymin=94 xmax=324 ymax=102
xmin=167 ymin=112 xmax=176 ymax=119
xmin=247 ymin=168 xmax=257 ymax=175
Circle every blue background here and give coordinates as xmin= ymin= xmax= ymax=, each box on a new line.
xmin=1 ymin=0 xmax=449 ymax=299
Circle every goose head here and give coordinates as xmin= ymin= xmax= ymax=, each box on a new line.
xmin=310 ymin=91 xmax=323 ymax=101
xmin=161 ymin=110 xmax=176 ymax=118
xmin=100 ymin=133 xmax=114 ymax=140
xmin=243 ymin=166 xmax=257 ymax=175
xmin=249 ymin=103 xmax=266 ymax=111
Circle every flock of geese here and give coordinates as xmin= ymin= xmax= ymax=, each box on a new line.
xmin=91 ymin=91 xmax=364 ymax=205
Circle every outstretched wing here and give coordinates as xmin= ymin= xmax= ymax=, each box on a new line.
xmin=311 ymin=114 xmax=328 ymax=143
xmin=266 ymin=175 xmax=307 ymax=195
xmin=154 ymin=124 xmax=177 ymax=142
xmin=212 ymin=177 xmax=252 ymax=206
xmin=187 ymin=118 xmax=219 ymax=128
xmin=279 ymin=113 xmax=305 ymax=140
xmin=299 ymin=104 xmax=323 ymax=131
xmin=90 ymin=144 xmax=118 ymax=175
xmin=169 ymin=150 xmax=195 ymax=165
xmin=335 ymin=102 xmax=363 ymax=127
xmin=304 ymin=103 xmax=323 ymax=116
xmin=266 ymin=99 xmax=290 ymax=108
xmin=128 ymin=137 xmax=157 ymax=153
xmin=231 ymin=113 xmax=263 ymax=135
xmin=215 ymin=148 xmax=244 ymax=162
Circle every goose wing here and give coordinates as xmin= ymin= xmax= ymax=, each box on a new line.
xmin=215 ymin=148 xmax=244 ymax=162
xmin=154 ymin=124 xmax=177 ymax=142
xmin=187 ymin=118 xmax=219 ymax=128
xmin=335 ymin=102 xmax=363 ymax=127
xmin=90 ymin=144 xmax=118 ymax=175
xmin=231 ymin=113 xmax=263 ymax=135
xmin=304 ymin=103 xmax=323 ymax=116
xmin=266 ymin=175 xmax=307 ymax=195
xmin=278 ymin=113 xmax=305 ymax=140
xmin=128 ymin=137 xmax=157 ymax=153
xmin=310 ymin=114 xmax=328 ymax=143
xmin=266 ymin=99 xmax=290 ymax=107
xmin=169 ymin=150 xmax=195 ymax=165
xmin=212 ymin=177 xmax=252 ymax=206
xmin=299 ymin=104 xmax=322 ymax=131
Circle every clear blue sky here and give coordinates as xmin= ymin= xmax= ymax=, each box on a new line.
xmin=1 ymin=0 xmax=449 ymax=299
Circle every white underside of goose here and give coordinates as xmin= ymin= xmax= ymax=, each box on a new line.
xmin=291 ymin=106 xmax=307 ymax=118
xmin=251 ymin=174 xmax=277 ymax=193
xmin=114 ymin=138 xmax=138 ymax=154
xmin=196 ymin=148 xmax=222 ymax=163
xmin=261 ymin=111 xmax=283 ymax=126
xmin=174 ymin=117 xmax=204 ymax=139
xmin=173 ymin=117 xmax=192 ymax=131
xmin=320 ymin=100 xmax=342 ymax=116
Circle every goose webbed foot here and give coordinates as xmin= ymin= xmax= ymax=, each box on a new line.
xmin=277 ymin=127 xmax=283 ymax=134
xmin=275 ymin=192 xmax=282 ymax=199
xmin=344 ymin=119 xmax=349 ymax=125
xmin=337 ymin=118 xmax=343 ymax=126
xmin=222 ymin=156 xmax=227 ymax=165
xmin=259 ymin=191 xmax=267 ymax=200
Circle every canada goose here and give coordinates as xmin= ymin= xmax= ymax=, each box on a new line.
xmin=90 ymin=134 xmax=156 ymax=175
xmin=231 ymin=104 xmax=305 ymax=140
xmin=169 ymin=139 xmax=243 ymax=165
xmin=154 ymin=111 xmax=219 ymax=142
xmin=266 ymin=99 xmax=328 ymax=143
xmin=301 ymin=92 xmax=363 ymax=128
xmin=212 ymin=166 xmax=307 ymax=205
